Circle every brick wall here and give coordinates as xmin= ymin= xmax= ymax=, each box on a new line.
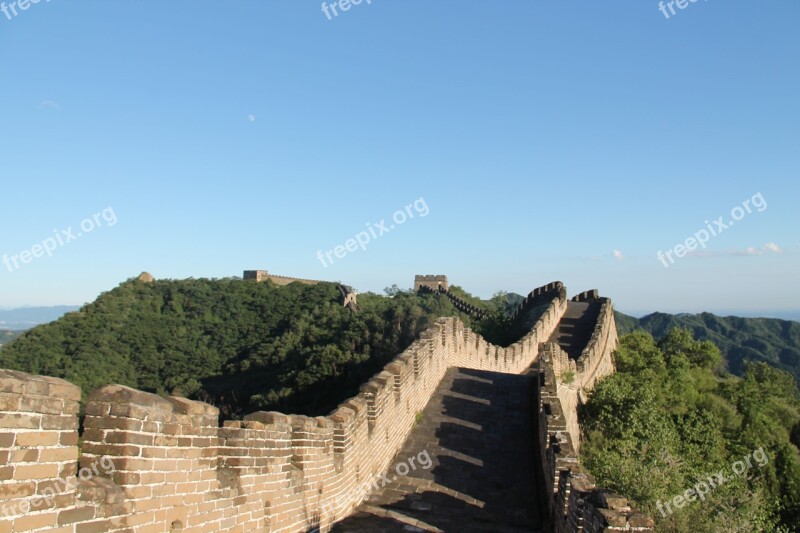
xmin=537 ymin=294 xmax=655 ymax=532
xmin=1 ymin=284 xmax=567 ymax=533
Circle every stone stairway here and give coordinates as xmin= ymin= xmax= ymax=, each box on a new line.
xmin=547 ymin=301 xmax=601 ymax=359
xmin=333 ymin=367 xmax=544 ymax=532
xmin=333 ymin=298 xmax=605 ymax=533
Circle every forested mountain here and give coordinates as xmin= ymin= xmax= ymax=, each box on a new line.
xmin=583 ymin=330 xmax=800 ymax=531
xmin=616 ymin=311 xmax=800 ymax=382
xmin=0 ymin=277 xmax=475 ymax=418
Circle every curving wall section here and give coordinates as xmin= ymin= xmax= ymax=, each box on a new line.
xmin=0 ymin=284 xmax=570 ymax=533
xmin=537 ymin=294 xmax=654 ymax=532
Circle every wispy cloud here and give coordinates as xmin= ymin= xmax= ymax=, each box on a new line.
xmin=689 ymin=243 xmax=784 ymax=258
xmin=613 ymin=250 xmax=624 ymax=261
xmin=247 ymin=114 xmax=256 ymax=122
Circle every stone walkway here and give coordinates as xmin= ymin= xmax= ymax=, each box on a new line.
xmin=333 ymin=367 xmax=543 ymax=532
xmin=548 ymin=301 xmax=601 ymax=359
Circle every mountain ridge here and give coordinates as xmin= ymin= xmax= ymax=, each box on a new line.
xmin=614 ymin=309 xmax=800 ymax=381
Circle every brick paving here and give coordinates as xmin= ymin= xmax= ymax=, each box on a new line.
xmin=333 ymin=367 xmax=543 ymax=532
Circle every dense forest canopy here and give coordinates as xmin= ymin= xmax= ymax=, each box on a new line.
xmin=0 ymin=277 xmax=486 ymax=417
xmin=616 ymin=311 xmax=800 ymax=383
xmin=582 ymin=329 xmax=800 ymax=532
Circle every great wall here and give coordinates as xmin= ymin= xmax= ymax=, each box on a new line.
xmin=0 ymin=275 xmax=653 ymax=532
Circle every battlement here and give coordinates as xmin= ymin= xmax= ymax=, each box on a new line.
xmin=511 ymin=281 xmax=567 ymax=322
xmin=0 ymin=283 xmax=571 ymax=533
xmin=243 ymin=270 xmax=322 ymax=286
xmin=417 ymin=285 xmax=487 ymax=319
xmin=413 ymin=275 xmax=448 ymax=292
xmin=243 ymin=270 xmax=357 ymax=309
xmin=536 ymin=294 xmax=654 ymax=532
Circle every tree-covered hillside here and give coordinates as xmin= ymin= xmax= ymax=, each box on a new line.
xmin=616 ymin=311 xmax=800 ymax=382
xmin=0 ymin=277 xmax=474 ymax=418
xmin=582 ymin=329 xmax=800 ymax=531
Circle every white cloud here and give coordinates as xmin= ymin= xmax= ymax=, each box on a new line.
xmin=247 ymin=114 xmax=256 ymax=122
xmin=612 ymin=250 xmax=624 ymax=261
xmin=689 ymin=243 xmax=784 ymax=258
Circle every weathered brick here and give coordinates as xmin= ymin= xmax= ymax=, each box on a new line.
xmin=13 ymin=512 xmax=58 ymax=531
xmin=0 ymin=413 xmax=40 ymax=429
xmin=58 ymin=506 xmax=96 ymax=525
xmin=19 ymin=396 xmax=65 ymax=415
xmin=15 ymin=431 xmax=61 ymax=447
xmin=105 ymin=431 xmax=154 ymax=446
xmin=0 ymin=393 xmax=20 ymax=411
xmin=0 ymin=432 xmax=15 ymax=447
xmin=82 ymin=443 xmax=140 ymax=458
xmin=76 ymin=519 xmax=111 ymax=533
xmin=0 ymin=371 xmax=25 ymax=394
xmin=0 ymin=481 xmax=35 ymax=499
xmin=39 ymin=447 xmax=79 ymax=463
xmin=14 ymin=463 xmax=60 ymax=480
xmin=60 ymin=432 xmax=79 ymax=446
xmin=41 ymin=415 xmax=78 ymax=431
xmin=9 ymin=449 xmax=38 ymax=462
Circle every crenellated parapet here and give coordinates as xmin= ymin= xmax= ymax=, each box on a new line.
xmin=0 ymin=282 xmax=569 ymax=532
xmin=413 ymin=275 xmax=448 ymax=292
xmin=244 ymin=270 xmax=325 ymax=287
xmin=511 ymin=281 xmax=567 ymax=322
xmin=417 ymin=285 xmax=488 ymax=319
xmin=537 ymin=294 xmax=654 ymax=532
xmin=574 ymin=297 xmax=618 ymax=395
xmin=571 ymin=290 xmax=599 ymax=303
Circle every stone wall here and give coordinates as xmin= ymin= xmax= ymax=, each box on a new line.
xmin=537 ymin=295 xmax=654 ymax=532
xmin=413 ymin=275 xmax=448 ymax=292
xmin=0 ymin=284 xmax=568 ymax=533
xmin=243 ymin=270 xmax=323 ymax=287
xmin=417 ymin=286 xmax=488 ymax=320
xmin=511 ymin=281 xmax=567 ymax=322
xmin=574 ymin=298 xmax=618 ymax=396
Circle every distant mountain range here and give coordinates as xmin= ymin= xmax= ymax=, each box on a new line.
xmin=0 ymin=306 xmax=80 ymax=330
xmin=616 ymin=311 xmax=800 ymax=381
xmin=0 ymin=330 xmax=23 ymax=347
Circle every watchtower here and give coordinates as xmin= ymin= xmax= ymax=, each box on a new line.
xmin=243 ymin=270 xmax=270 ymax=282
xmin=414 ymin=275 xmax=449 ymax=292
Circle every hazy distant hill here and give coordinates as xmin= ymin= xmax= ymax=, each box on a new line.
xmin=616 ymin=311 xmax=800 ymax=381
xmin=0 ymin=330 xmax=23 ymax=347
xmin=0 ymin=305 xmax=79 ymax=329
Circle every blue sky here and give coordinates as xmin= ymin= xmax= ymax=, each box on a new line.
xmin=1 ymin=1 xmax=798 ymax=316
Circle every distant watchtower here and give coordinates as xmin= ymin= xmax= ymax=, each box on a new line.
xmin=414 ymin=275 xmax=449 ymax=292
xmin=243 ymin=270 xmax=270 ymax=282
